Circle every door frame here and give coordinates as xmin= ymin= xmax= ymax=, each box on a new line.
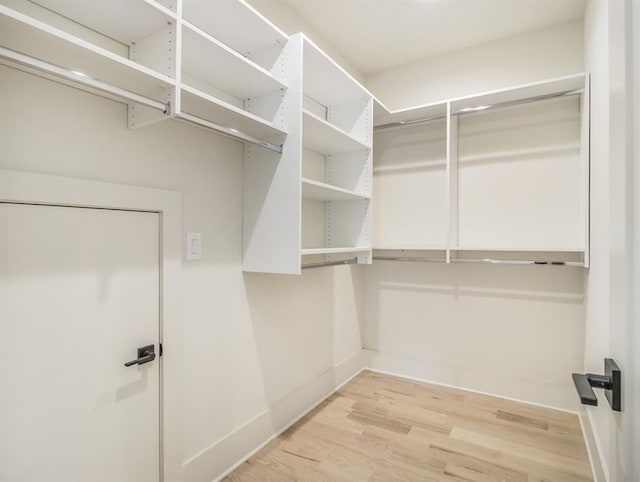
xmin=0 ymin=168 xmax=183 ymax=482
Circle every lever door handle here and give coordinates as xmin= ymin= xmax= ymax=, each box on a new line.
xmin=124 ymin=344 xmax=156 ymax=367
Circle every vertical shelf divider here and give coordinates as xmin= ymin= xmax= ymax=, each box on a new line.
xmin=581 ymin=74 xmax=591 ymax=268
xmin=446 ymin=101 xmax=459 ymax=264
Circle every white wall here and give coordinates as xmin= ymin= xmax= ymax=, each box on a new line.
xmin=0 ymin=65 xmax=363 ymax=481
xmin=361 ymin=21 xmax=588 ymax=412
xmin=366 ymin=20 xmax=584 ymax=109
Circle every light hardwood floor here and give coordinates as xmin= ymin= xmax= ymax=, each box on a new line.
xmin=225 ymin=370 xmax=592 ymax=481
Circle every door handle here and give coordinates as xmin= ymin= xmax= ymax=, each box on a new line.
xmin=124 ymin=344 xmax=156 ymax=367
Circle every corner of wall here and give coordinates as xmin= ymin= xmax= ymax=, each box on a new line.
xmin=182 ymin=351 xmax=365 ymax=482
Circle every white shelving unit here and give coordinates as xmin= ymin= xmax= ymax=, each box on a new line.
xmin=243 ymin=34 xmax=373 ymax=274
xmin=373 ymin=73 xmax=590 ymax=267
xmin=0 ymin=2 xmax=176 ymax=111
xmin=0 ymin=0 xmax=290 ymax=146
xmin=2 ymin=2 xmax=374 ymax=274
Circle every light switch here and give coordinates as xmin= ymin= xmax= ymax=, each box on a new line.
xmin=186 ymin=232 xmax=202 ymax=261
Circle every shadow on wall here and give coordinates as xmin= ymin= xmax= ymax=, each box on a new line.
xmin=243 ymin=264 xmax=363 ymax=432
xmin=361 ymin=261 xmax=586 ymax=410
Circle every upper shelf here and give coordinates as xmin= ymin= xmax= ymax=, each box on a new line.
xmin=181 ymin=21 xmax=286 ymax=100
xmin=450 ymin=73 xmax=587 ymax=113
xmin=302 ymin=178 xmax=370 ymax=201
xmin=374 ymin=73 xmax=588 ymax=127
xmin=303 ymin=110 xmax=370 ymax=154
xmin=0 ymin=5 xmax=176 ymax=98
xmin=374 ymin=99 xmax=447 ymax=129
xmin=302 ymin=36 xmax=370 ymax=107
xmin=182 ymin=0 xmax=287 ymax=58
xmin=21 ymin=0 xmax=176 ymax=44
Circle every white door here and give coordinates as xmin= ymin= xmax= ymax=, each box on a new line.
xmin=0 ymin=202 xmax=161 ymax=482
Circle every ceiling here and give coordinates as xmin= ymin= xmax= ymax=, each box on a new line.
xmin=282 ymin=0 xmax=587 ymax=76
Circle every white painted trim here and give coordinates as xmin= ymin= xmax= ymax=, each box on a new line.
xmin=0 ymin=169 xmax=183 ymax=482
xmin=585 ymin=408 xmax=609 ymax=481
xmin=181 ymin=351 xmax=365 ymax=482
xmin=578 ymin=407 xmax=607 ymax=482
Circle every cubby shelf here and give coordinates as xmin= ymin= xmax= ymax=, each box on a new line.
xmin=181 ymin=84 xmax=286 ymax=139
xmin=182 ymin=0 xmax=287 ymax=59
xmin=302 ymin=37 xmax=369 ymax=107
xmin=301 ymin=247 xmax=371 ymax=256
xmin=181 ymin=21 xmax=286 ymax=100
xmin=302 ymin=178 xmax=370 ymax=201
xmin=25 ymin=0 xmax=177 ymax=43
xmin=0 ymin=5 xmax=176 ymax=99
xmin=243 ymin=33 xmax=373 ymax=274
xmin=303 ymin=110 xmax=369 ymax=155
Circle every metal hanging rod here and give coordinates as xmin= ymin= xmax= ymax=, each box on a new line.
xmin=374 ymin=88 xmax=583 ymax=132
xmin=0 ymin=47 xmax=169 ymax=113
xmin=175 ymin=113 xmax=283 ymax=153
xmin=452 ymin=88 xmax=583 ymax=116
xmin=451 ymin=258 xmax=584 ymax=267
xmin=301 ymin=257 xmax=358 ymax=270
xmin=372 ymin=256 xmax=583 ymax=267
xmin=373 ymin=256 xmax=446 ymax=263
xmin=374 ymin=113 xmax=446 ymax=132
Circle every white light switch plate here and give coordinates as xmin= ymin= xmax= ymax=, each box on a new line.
xmin=186 ymin=232 xmax=202 ymax=261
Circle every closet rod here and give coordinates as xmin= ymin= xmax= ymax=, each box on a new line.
xmin=175 ymin=113 xmax=283 ymax=153
xmin=451 ymin=258 xmax=584 ymax=267
xmin=372 ymin=256 xmax=583 ymax=267
xmin=301 ymin=257 xmax=358 ymax=270
xmin=0 ymin=47 xmax=169 ymax=113
xmin=373 ymin=256 xmax=446 ymax=263
xmin=374 ymin=88 xmax=582 ymax=132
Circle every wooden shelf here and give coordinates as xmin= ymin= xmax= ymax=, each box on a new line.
xmin=181 ymin=22 xmax=286 ymax=100
xmin=301 ymin=247 xmax=371 ymax=256
xmin=302 ymin=178 xmax=370 ymax=201
xmin=24 ymin=0 xmax=176 ymax=44
xmin=0 ymin=6 xmax=176 ymax=98
xmin=302 ymin=36 xmax=369 ymax=107
xmin=182 ymin=0 xmax=286 ymax=58
xmin=303 ymin=110 xmax=369 ymax=154
xmin=181 ymin=84 xmax=286 ymax=140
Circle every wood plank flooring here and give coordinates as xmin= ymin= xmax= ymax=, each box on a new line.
xmin=225 ymin=370 xmax=592 ymax=481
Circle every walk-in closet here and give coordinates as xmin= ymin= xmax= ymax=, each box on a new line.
xmin=1 ymin=0 xmax=638 ymax=481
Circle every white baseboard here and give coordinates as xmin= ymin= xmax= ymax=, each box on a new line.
xmin=363 ymin=349 xmax=580 ymax=414
xmin=579 ymin=407 xmax=607 ymax=481
xmin=183 ymin=349 xmax=605 ymax=482
xmin=182 ymin=351 xmax=365 ymax=482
